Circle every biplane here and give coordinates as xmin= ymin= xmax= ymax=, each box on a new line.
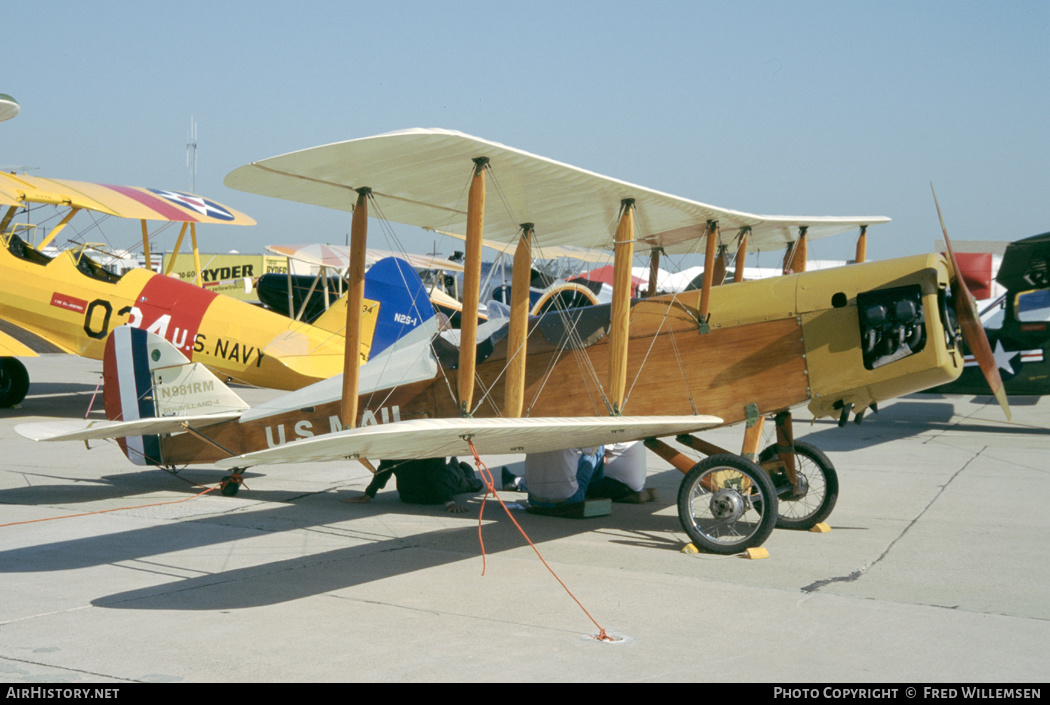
xmin=258 ymin=238 xmax=613 ymax=329
xmin=16 ymin=129 xmax=1008 ymax=555
xmin=931 ymin=231 xmax=1050 ymax=396
xmin=0 ymin=172 xmax=434 ymax=407
xmin=256 ymin=242 xmax=466 ymax=326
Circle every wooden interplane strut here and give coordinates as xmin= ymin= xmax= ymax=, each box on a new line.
xmin=341 ymin=188 xmax=371 ymax=429
xmin=733 ymin=227 xmax=750 ymax=283
xmin=783 ymin=226 xmax=808 ymax=274
xmin=855 ymin=224 xmax=868 ymax=264
xmin=503 ymin=224 xmax=533 ymax=418
xmin=458 ymin=158 xmax=489 ymax=416
xmin=607 ymin=199 xmax=635 ymax=414
xmin=698 ymin=221 xmax=718 ymax=322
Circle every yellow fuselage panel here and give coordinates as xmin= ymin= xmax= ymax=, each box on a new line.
xmin=0 ymin=245 xmax=354 ymax=390
xmin=794 ymin=254 xmax=961 ymax=417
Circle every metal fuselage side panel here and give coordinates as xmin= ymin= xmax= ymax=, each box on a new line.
xmin=797 ymin=254 xmax=962 ymax=418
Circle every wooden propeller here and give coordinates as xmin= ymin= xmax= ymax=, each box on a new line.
xmin=931 ymin=184 xmax=1011 ymax=420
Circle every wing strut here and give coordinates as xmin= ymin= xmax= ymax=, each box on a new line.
xmin=698 ymin=220 xmax=718 ymax=322
xmin=164 ymin=223 xmax=190 ymax=276
xmin=855 ymin=224 xmax=868 ymax=264
xmin=608 ymin=198 xmax=635 ymax=415
xmin=140 ymin=220 xmax=153 ymax=272
xmin=36 ymin=207 xmax=81 ymax=250
xmin=503 ymin=223 xmax=534 ymax=418
xmin=712 ymin=244 xmax=728 ymax=286
xmin=341 ymin=187 xmax=371 ymax=430
xmin=733 ymin=227 xmax=750 ymax=283
xmin=783 ymin=226 xmax=808 ymax=274
xmin=458 ymin=158 xmax=489 ymax=416
xmin=189 ymin=222 xmax=203 ymax=286
xmin=0 ymin=205 xmax=17 ymax=233
xmin=646 ymin=246 xmax=662 ymax=297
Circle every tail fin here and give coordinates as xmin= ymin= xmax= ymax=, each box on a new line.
xmin=310 ymin=256 xmax=436 ymax=358
xmin=366 ymin=257 xmax=436 ymax=356
xmin=103 ymin=326 xmax=248 ymax=466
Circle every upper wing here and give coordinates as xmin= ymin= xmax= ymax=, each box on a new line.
xmin=225 ymin=128 xmax=886 ymax=254
xmin=434 ymin=229 xmax=613 ymax=262
xmin=214 ymin=415 xmax=722 ymax=468
xmin=0 ymin=173 xmax=255 ymax=225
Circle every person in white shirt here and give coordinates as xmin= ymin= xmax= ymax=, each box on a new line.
xmin=520 ymin=446 xmax=605 ymax=509
xmin=587 ymin=442 xmax=658 ymax=503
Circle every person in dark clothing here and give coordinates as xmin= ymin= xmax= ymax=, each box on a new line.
xmin=343 ymin=457 xmax=484 ymax=513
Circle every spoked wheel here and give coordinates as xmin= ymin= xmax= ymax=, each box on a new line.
xmin=0 ymin=357 xmax=29 ymax=408
xmin=677 ymin=454 xmax=778 ymax=555
xmin=759 ymin=441 xmax=838 ymax=530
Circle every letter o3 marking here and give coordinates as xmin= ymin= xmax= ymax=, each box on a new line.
xmin=84 ymin=299 xmax=113 ymax=340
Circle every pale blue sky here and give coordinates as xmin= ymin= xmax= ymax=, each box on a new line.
xmin=4 ymin=1 xmax=1048 ymax=268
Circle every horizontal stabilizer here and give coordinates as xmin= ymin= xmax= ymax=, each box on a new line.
xmin=215 ymin=415 xmax=722 ymax=469
xmin=15 ymin=412 xmax=245 ymax=443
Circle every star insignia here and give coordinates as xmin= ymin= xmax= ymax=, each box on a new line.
xmin=148 ymin=188 xmax=235 ymax=221
xmin=992 ymin=339 xmax=1018 ymax=376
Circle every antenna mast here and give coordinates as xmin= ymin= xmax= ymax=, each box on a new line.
xmin=186 ymin=117 xmax=198 ymax=192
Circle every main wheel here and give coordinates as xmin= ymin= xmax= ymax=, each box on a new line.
xmin=759 ymin=441 xmax=838 ymax=530
xmin=0 ymin=357 xmax=29 ymax=408
xmin=677 ymin=454 xmax=778 ymax=555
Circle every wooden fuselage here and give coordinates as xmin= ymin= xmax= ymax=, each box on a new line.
xmin=157 ymin=253 xmax=963 ymax=466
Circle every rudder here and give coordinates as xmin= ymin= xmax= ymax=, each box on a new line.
xmin=103 ymin=326 xmax=248 ymax=466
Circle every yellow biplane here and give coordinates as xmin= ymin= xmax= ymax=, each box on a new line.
xmin=0 ymin=172 xmax=435 ymax=407
xmin=17 ymin=129 xmax=1007 ymax=554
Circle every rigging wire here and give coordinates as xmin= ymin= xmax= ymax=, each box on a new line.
xmin=466 ymin=439 xmax=613 ymax=643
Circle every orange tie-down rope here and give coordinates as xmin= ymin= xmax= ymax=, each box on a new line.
xmin=466 ymin=439 xmax=613 ymax=643
xmin=0 ymin=477 xmax=239 ymax=528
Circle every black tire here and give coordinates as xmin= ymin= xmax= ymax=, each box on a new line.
xmin=677 ymin=454 xmax=778 ymax=555
xmin=220 ymin=475 xmax=241 ymax=497
xmin=759 ymin=441 xmax=838 ymax=530
xmin=0 ymin=357 xmax=29 ymax=408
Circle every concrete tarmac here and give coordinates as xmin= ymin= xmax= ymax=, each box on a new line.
xmin=1 ymin=354 xmax=1048 ymax=683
